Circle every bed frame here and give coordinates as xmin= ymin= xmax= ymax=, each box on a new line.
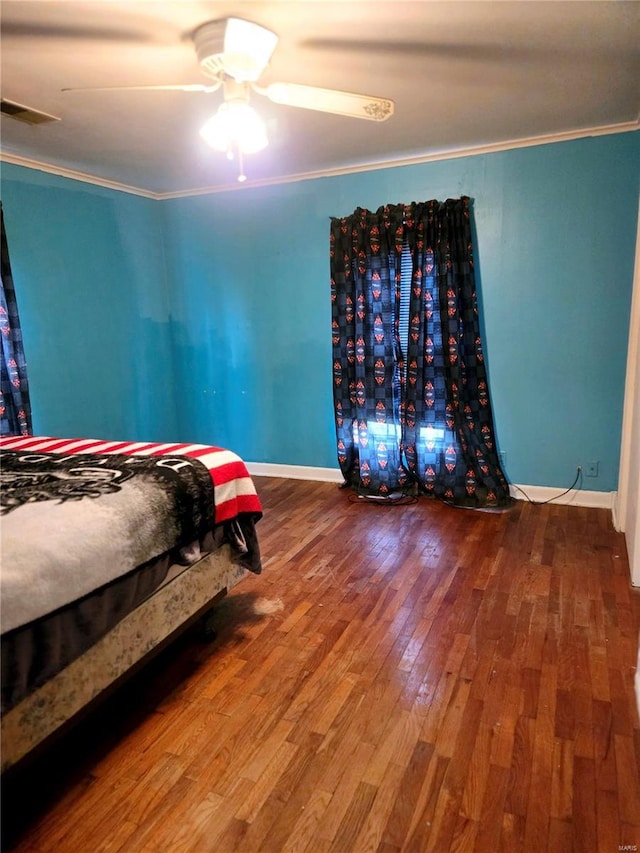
xmin=1 ymin=545 xmax=248 ymax=773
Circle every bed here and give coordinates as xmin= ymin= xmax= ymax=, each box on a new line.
xmin=0 ymin=435 xmax=263 ymax=772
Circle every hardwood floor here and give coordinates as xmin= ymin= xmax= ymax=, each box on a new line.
xmin=3 ymin=477 xmax=640 ymax=852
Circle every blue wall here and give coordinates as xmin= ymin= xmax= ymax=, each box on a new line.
xmin=0 ymin=164 xmax=179 ymax=441
xmin=1 ymin=130 xmax=638 ymax=490
xmin=162 ymin=132 xmax=639 ymax=490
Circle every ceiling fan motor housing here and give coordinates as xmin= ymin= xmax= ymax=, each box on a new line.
xmin=193 ymin=20 xmax=227 ymax=79
xmin=193 ymin=18 xmax=278 ymax=83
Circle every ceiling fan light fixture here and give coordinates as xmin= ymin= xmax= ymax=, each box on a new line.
xmin=200 ymin=100 xmax=268 ymax=155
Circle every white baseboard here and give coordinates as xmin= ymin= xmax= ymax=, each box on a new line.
xmin=246 ymin=462 xmax=344 ymax=483
xmin=246 ymin=462 xmax=616 ymax=510
xmin=509 ymin=483 xmax=615 ymax=510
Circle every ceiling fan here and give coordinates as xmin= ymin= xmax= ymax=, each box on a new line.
xmin=64 ymin=17 xmax=395 ymax=182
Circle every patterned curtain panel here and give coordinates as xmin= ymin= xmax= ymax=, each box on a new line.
xmin=0 ymin=205 xmax=32 ymax=437
xmin=330 ymin=206 xmax=407 ymax=496
xmin=402 ymin=198 xmax=510 ymax=507
xmin=330 ymin=197 xmax=512 ymax=508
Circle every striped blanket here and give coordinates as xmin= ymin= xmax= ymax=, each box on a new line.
xmin=0 ymin=436 xmax=262 ymax=633
xmin=0 ymin=435 xmax=262 ymax=523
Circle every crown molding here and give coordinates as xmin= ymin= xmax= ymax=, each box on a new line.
xmin=160 ymin=120 xmax=640 ymax=199
xmin=0 ymin=152 xmax=157 ymax=199
xmin=1 ymin=119 xmax=638 ymax=200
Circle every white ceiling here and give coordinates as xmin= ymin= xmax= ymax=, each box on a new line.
xmin=1 ymin=1 xmax=639 ymax=196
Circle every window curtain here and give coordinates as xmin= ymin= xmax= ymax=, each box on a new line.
xmin=1 ymin=205 xmax=32 ymax=437
xmin=330 ymin=197 xmax=512 ymax=509
xmin=330 ymin=205 xmax=407 ymax=496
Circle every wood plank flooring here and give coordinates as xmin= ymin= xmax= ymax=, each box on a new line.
xmin=3 ymin=477 xmax=640 ymax=852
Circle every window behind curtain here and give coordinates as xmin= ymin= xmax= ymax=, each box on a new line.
xmin=398 ymin=239 xmax=412 ymax=382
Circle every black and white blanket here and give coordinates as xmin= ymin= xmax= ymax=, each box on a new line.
xmin=1 ymin=446 xmax=217 ymax=633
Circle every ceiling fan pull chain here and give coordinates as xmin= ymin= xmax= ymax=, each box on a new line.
xmin=237 ymin=148 xmax=247 ymax=183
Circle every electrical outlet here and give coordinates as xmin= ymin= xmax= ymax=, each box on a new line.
xmin=585 ymin=461 xmax=599 ymax=477
xmin=499 ymin=450 xmax=507 ymax=466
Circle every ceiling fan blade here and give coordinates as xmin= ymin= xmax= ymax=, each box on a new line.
xmin=302 ymin=37 xmax=560 ymax=63
xmin=1 ymin=22 xmax=155 ymax=42
xmin=258 ymin=83 xmax=394 ymax=121
xmin=62 ymin=83 xmax=221 ymax=94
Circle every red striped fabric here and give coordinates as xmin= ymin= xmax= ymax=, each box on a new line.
xmin=0 ymin=435 xmax=262 ymax=523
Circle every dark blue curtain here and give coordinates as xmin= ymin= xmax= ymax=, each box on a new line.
xmin=330 ymin=205 xmax=407 ymax=496
xmin=330 ymin=197 xmax=512 ymax=508
xmin=1 ymin=205 xmax=32 ymax=437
